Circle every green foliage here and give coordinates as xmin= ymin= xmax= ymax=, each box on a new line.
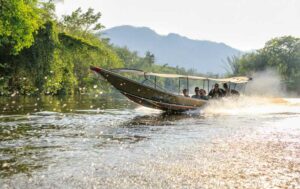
xmin=39 ymin=0 xmax=56 ymax=21
xmin=0 ymin=21 xmax=123 ymax=95
xmin=261 ymin=36 xmax=300 ymax=80
xmin=227 ymin=36 xmax=300 ymax=93
xmin=60 ymin=8 xmax=104 ymax=37
xmin=112 ymin=46 xmax=205 ymax=93
xmin=112 ymin=46 xmax=194 ymax=74
xmin=144 ymin=51 xmax=155 ymax=66
xmin=57 ymin=32 xmax=122 ymax=93
xmin=0 ymin=0 xmax=125 ymax=96
xmin=0 ymin=0 xmax=42 ymax=54
xmin=0 ymin=22 xmax=57 ymax=95
xmin=0 ymin=2 xmax=227 ymax=96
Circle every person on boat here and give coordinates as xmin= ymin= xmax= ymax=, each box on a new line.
xmin=208 ymin=83 xmax=225 ymax=99
xmin=223 ymin=83 xmax=240 ymax=96
xmin=199 ymin=89 xmax=209 ymax=100
xmin=192 ymin=87 xmax=208 ymax=100
xmin=201 ymin=89 xmax=207 ymax=95
xmin=223 ymin=83 xmax=231 ymax=96
xmin=192 ymin=87 xmax=201 ymax=99
xmin=182 ymin=89 xmax=190 ymax=97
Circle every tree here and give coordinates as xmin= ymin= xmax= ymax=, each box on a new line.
xmin=225 ymin=56 xmax=241 ymax=75
xmin=261 ymin=36 xmax=300 ymax=79
xmin=144 ymin=51 xmax=155 ymax=66
xmin=61 ymin=8 xmax=104 ymax=36
xmin=226 ymin=36 xmax=300 ymax=93
xmin=0 ymin=0 xmax=42 ymax=54
xmin=39 ymin=0 xmax=57 ymax=21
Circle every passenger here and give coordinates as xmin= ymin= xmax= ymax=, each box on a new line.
xmin=191 ymin=87 xmax=201 ymax=99
xmin=223 ymin=83 xmax=231 ymax=96
xmin=182 ymin=88 xmax=190 ymax=97
xmin=199 ymin=89 xmax=209 ymax=100
xmin=231 ymin=89 xmax=240 ymax=96
xmin=208 ymin=83 xmax=225 ymax=99
xmin=223 ymin=83 xmax=240 ymax=96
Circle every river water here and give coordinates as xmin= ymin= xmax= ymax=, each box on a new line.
xmin=0 ymin=95 xmax=300 ymax=188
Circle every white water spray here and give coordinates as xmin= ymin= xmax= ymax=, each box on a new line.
xmin=245 ymin=69 xmax=285 ymax=97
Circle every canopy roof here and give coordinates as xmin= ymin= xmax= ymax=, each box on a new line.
xmin=111 ymin=68 xmax=251 ymax=84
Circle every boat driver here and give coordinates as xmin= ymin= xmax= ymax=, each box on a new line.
xmin=223 ymin=83 xmax=231 ymax=96
xmin=223 ymin=83 xmax=240 ymax=96
xmin=182 ymin=89 xmax=190 ymax=97
xmin=208 ymin=83 xmax=225 ymax=98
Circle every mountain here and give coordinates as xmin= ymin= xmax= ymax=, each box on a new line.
xmin=101 ymin=25 xmax=241 ymax=74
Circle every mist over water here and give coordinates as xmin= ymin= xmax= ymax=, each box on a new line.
xmin=204 ymin=96 xmax=300 ymax=115
xmin=245 ymin=69 xmax=285 ymax=97
xmin=200 ymin=68 xmax=300 ymax=115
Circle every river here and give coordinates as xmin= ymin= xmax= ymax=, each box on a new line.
xmin=0 ymin=95 xmax=300 ymax=188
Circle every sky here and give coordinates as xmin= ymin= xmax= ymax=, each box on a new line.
xmin=55 ymin=0 xmax=300 ymax=51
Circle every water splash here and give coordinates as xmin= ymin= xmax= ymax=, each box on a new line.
xmin=245 ymin=69 xmax=285 ymax=97
xmin=134 ymin=106 xmax=162 ymax=114
xmin=203 ymin=96 xmax=300 ymax=116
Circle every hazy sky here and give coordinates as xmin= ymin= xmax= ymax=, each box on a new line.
xmin=56 ymin=0 xmax=300 ymax=51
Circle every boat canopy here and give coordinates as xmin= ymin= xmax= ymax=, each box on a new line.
xmin=111 ymin=68 xmax=251 ymax=84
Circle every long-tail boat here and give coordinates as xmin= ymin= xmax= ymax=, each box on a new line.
xmin=90 ymin=66 xmax=250 ymax=112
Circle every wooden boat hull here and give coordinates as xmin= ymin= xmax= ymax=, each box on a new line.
xmin=90 ymin=66 xmax=207 ymax=112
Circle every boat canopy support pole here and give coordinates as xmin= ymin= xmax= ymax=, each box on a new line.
xmin=207 ymin=80 xmax=210 ymax=92
xmin=142 ymin=72 xmax=149 ymax=84
xmin=154 ymin=76 xmax=157 ymax=89
xmin=178 ymin=78 xmax=181 ymax=94
xmin=187 ymin=77 xmax=189 ymax=93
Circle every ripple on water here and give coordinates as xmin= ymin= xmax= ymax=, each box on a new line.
xmin=0 ymin=107 xmax=160 ymax=179
xmin=1 ymin=97 xmax=300 ymax=188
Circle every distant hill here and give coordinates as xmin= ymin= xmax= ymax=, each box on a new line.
xmin=101 ymin=25 xmax=241 ymax=74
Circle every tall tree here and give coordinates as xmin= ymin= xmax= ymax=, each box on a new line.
xmin=226 ymin=36 xmax=300 ymax=93
xmin=61 ymin=8 xmax=104 ymax=36
xmin=261 ymin=36 xmax=300 ymax=79
xmin=0 ymin=0 xmax=42 ymax=54
xmin=39 ymin=0 xmax=57 ymax=21
xmin=144 ymin=51 xmax=155 ymax=66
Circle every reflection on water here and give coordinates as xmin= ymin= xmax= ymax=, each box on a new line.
xmin=0 ymin=94 xmax=135 ymax=114
xmin=0 ymin=95 xmax=300 ymax=188
xmin=124 ymin=113 xmax=200 ymax=127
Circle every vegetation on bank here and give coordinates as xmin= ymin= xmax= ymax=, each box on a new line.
xmin=0 ymin=0 xmax=197 ymax=96
xmin=0 ymin=1 xmax=299 ymax=95
xmin=227 ymin=36 xmax=300 ymax=93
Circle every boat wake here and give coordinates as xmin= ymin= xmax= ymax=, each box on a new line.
xmin=203 ymin=96 xmax=300 ymax=116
